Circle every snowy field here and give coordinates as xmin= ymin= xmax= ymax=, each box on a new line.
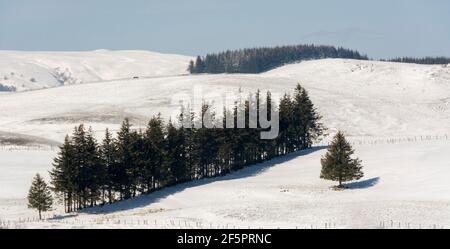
xmin=0 ymin=50 xmax=193 ymax=92
xmin=1 ymin=51 xmax=450 ymax=228
xmin=2 ymin=139 xmax=450 ymax=229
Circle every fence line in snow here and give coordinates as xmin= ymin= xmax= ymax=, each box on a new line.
xmin=2 ymin=216 xmax=446 ymax=229
xmin=314 ymin=134 xmax=450 ymax=147
xmin=0 ymin=144 xmax=57 ymax=151
xmin=377 ymin=220 xmax=446 ymax=229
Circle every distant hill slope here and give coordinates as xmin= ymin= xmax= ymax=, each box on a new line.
xmin=0 ymin=50 xmax=193 ymax=92
xmin=1 ymin=58 xmax=450 ymax=144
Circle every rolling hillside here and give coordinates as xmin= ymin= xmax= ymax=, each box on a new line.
xmin=0 ymin=50 xmax=193 ymax=92
xmin=1 ymin=58 xmax=450 ymax=145
xmin=1 ymin=53 xmax=450 ymax=228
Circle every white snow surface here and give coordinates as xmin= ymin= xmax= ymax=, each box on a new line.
xmin=0 ymin=50 xmax=193 ymax=92
xmin=1 ymin=55 xmax=450 ymax=228
xmin=2 ymin=140 xmax=450 ymax=229
xmin=1 ymin=58 xmax=450 ymax=143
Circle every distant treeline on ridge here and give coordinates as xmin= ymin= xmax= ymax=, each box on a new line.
xmin=383 ymin=57 xmax=450 ymax=65
xmin=188 ymin=44 xmax=450 ymax=74
xmin=188 ymin=44 xmax=368 ymax=74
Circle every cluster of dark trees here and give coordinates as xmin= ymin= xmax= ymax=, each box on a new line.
xmin=187 ymin=43 xmax=450 ymax=75
xmin=49 ymin=84 xmax=324 ymax=212
xmin=0 ymin=83 xmax=16 ymax=92
xmin=188 ymin=45 xmax=368 ymax=74
xmin=384 ymin=57 xmax=450 ymax=65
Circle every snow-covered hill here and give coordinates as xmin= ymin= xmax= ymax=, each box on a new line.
xmin=2 ymin=139 xmax=450 ymax=229
xmin=1 ymin=56 xmax=450 ymax=228
xmin=1 ymin=58 xmax=450 ymax=145
xmin=0 ymin=50 xmax=193 ymax=92
xmin=264 ymin=59 xmax=450 ymax=137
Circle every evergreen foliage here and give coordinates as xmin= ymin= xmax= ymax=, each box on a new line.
xmin=50 ymin=84 xmax=325 ymax=211
xmin=188 ymin=44 xmax=368 ymax=74
xmin=27 ymin=174 xmax=53 ymax=219
xmin=320 ymin=132 xmax=363 ymax=188
xmin=385 ymin=57 xmax=450 ymax=65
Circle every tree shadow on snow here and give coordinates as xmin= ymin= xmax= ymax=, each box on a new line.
xmin=78 ymin=146 xmax=327 ymax=215
xmin=344 ymin=177 xmax=380 ymax=189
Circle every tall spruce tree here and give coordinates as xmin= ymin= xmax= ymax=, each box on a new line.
xmin=130 ymin=129 xmax=145 ymax=196
xmin=50 ymin=135 xmax=74 ymax=212
xmin=84 ymin=127 xmax=102 ymax=207
xmin=292 ymin=83 xmax=325 ymax=150
xmin=192 ymin=103 xmax=220 ymax=178
xmin=144 ymin=114 xmax=167 ymax=189
xmin=193 ymin=56 xmax=206 ymax=73
xmin=217 ymin=107 xmax=233 ymax=174
xmin=115 ymin=119 xmax=135 ymax=199
xmin=28 ymin=174 xmax=53 ymax=220
xmin=100 ymin=128 xmax=116 ymax=204
xmin=188 ymin=60 xmax=195 ymax=73
xmin=164 ymin=120 xmax=187 ymax=184
xmin=320 ymin=132 xmax=363 ymax=188
xmin=71 ymin=124 xmax=88 ymax=209
xmin=263 ymin=91 xmax=277 ymax=160
xmin=278 ymin=93 xmax=294 ymax=154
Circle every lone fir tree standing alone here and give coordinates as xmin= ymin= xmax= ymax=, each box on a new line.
xmin=320 ymin=132 xmax=363 ymax=188
xmin=27 ymin=173 xmax=53 ymax=220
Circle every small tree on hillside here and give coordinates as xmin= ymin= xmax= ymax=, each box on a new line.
xmin=320 ymin=132 xmax=363 ymax=188
xmin=27 ymin=174 xmax=53 ymax=220
xmin=188 ymin=60 xmax=195 ymax=73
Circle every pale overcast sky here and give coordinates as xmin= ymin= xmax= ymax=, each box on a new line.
xmin=1 ymin=0 xmax=449 ymax=58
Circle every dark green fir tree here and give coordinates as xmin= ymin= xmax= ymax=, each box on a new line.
xmin=320 ymin=132 xmax=363 ymax=188
xmin=28 ymin=174 xmax=53 ymax=220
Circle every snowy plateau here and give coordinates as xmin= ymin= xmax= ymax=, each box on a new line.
xmin=1 ymin=50 xmax=450 ymax=228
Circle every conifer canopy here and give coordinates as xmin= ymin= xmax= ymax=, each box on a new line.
xmin=320 ymin=132 xmax=363 ymax=188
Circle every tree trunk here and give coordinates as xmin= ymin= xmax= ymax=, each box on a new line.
xmin=108 ymin=189 xmax=113 ymax=204
xmin=39 ymin=210 xmax=42 ymax=220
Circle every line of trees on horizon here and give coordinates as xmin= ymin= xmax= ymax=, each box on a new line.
xmin=188 ymin=44 xmax=368 ymax=74
xmin=188 ymin=44 xmax=450 ymax=75
xmin=383 ymin=57 xmax=450 ymax=65
xmin=49 ymin=84 xmax=324 ymax=213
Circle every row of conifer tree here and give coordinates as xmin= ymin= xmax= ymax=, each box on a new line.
xmin=188 ymin=44 xmax=450 ymax=75
xmin=383 ymin=57 xmax=450 ymax=65
xmin=188 ymin=44 xmax=368 ymax=74
xmin=50 ymin=84 xmax=324 ymax=212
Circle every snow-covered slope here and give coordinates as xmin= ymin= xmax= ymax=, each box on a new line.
xmin=2 ymin=139 xmax=450 ymax=228
xmin=264 ymin=59 xmax=450 ymax=137
xmin=1 ymin=57 xmax=450 ymax=228
xmin=1 ymin=58 xmax=450 ymax=145
xmin=0 ymin=50 xmax=193 ymax=92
